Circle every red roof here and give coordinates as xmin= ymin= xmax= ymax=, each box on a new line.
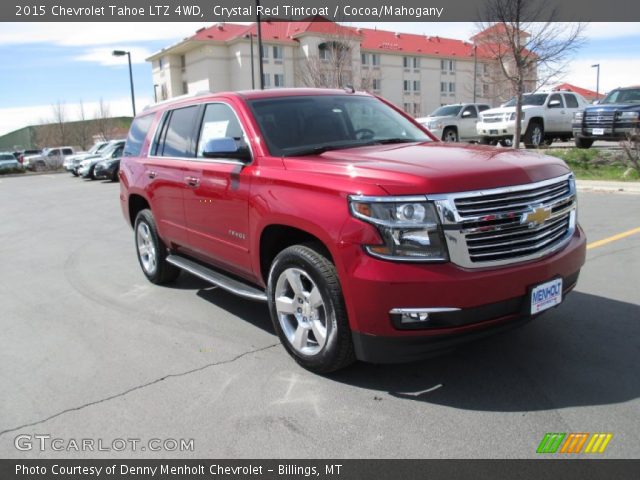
xmin=471 ymin=24 xmax=530 ymax=42
xmin=182 ymin=20 xmax=496 ymax=59
xmin=554 ymin=83 xmax=604 ymax=100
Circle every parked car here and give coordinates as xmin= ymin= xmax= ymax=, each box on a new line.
xmin=477 ymin=91 xmax=588 ymax=147
xmin=22 ymin=147 xmax=75 ymax=170
xmin=16 ymin=149 xmax=41 ymax=165
xmin=77 ymin=140 xmax=125 ymax=179
xmin=120 ymin=88 xmax=586 ymax=373
xmin=64 ymin=141 xmax=110 ymax=175
xmin=416 ymin=103 xmax=491 ymax=142
xmin=572 ymin=85 xmax=640 ymax=148
xmin=0 ymin=152 xmax=23 ymax=171
xmin=93 ymin=156 xmax=121 ymax=182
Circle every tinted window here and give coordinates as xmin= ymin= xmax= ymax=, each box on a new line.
xmin=62 ymin=148 xmax=73 ymax=155
xmin=478 ymin=105 xmax=490 ymax=112
xmin=564 ymin=94 xmax=579 ymax=108
xmin=548 ymin=94 xmax=564 ymax=108
xmin=125 ymin=113 xmax=155 ymax=157
xmin=461 ymin=106 xmax=477 ymax=118
xmin=158 ymin=106 xmax=199 ymax=157
xmin=504 ymin=94 xmax=548 ymax=107
xmin=601 ymin=88 xmax=640 ymax=104
xmin=197 ymin=103 xmax=246 ymax=157
xmin=431 ymin=105 xmax=463 ymax=117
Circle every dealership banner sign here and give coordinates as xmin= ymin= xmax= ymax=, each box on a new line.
xmin=3 ymin=0 xmax=640 ymax=21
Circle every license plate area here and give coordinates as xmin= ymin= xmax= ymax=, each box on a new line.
xmin=592 ymin=128 xmax=605 ymax=135
xmin=530 ymin=278 xmax=563 ymax=315
xmin=489 ymin=129 xmax=498 ymax=135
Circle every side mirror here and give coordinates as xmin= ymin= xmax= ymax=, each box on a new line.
xmin=461 ymin=110 xmax=472 ymax=118
xmin=203 ymin=137 xmax=251 ymax=162
xmin=548 ymin=99 xmax=561 ymax=108
xmin=592 ymin=100 xmax=600 ymax=105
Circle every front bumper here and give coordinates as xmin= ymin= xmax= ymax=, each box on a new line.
xmin=94 ymin=163 xmax=116 ymax=179
xmin=477 ymin=121 xmax=517 ymax=138
xmin=573 ymin=125 xmax=637 ymax=142
xmin=338 ymin=226 xmax=586 ymax=363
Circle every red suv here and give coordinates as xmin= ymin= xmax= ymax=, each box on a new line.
xmin=120 ymin=88 xmax=586 ymax=373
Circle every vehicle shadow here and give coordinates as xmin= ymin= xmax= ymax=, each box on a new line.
xmin=329 ymin=292 xmax=639 ymax=412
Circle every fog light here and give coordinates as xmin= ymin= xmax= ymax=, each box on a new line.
xmin=402 ymin=312 xmax=430 ymax=323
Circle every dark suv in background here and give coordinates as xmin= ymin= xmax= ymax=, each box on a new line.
xmin=573 ymin=86 xmax=640 ymax=148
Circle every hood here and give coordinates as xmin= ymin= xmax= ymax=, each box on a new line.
xmin=425 ymin=115 xmax=454 ymax=123
xmin=282 ymin=142 xmax=570 ymax=196
xmin=584 ymin=103 xmax=640 ymax=112
xmin=482 ymin=105 xmax=540 ymax=116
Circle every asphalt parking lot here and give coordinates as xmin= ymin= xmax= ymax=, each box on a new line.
xmin=0 ymin=173 xmax=638 ymax=459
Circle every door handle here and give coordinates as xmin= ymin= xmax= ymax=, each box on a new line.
xmin=147 ymin=171 xmax=157 ymax=179
xmin=185 ymin=176 xmax=200 ymax=187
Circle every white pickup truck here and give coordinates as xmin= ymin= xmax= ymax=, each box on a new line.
xmin=476 ymin=91 xmax=588 ymax=148
xmin=416 ymin=103 xmax=491 ymax=142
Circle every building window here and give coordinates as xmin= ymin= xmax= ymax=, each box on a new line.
xmin=483 ymin=63 xmax=489 ymax=76
xmin=441 ymin=59 xmax=456 ymax=72
xmin=262 ymin=73 xmax=271 ymax=88
xmin=361 ymin=53 xmax=369 ymax=65
xmin=372 ymin=78 xmax=381 ymax=91
xmin=413 ymin=103 xmax=421 ymax=116
xmin=182 ymin=81 xmax=188 ymax=95
xmin=413 ymin=57 xmax=420 ymax=69
xmin=261 ymin=45 xmax=269 ymax=60
xmin=372 ymin=54 xmax=380 ymax=66
xmin=449 ymin=82 xmax=456 ymax=93
xmin=273 ymin=46 xmax=283 ymax=63
xmin=160 ymin=84 xmax=168 ymax=100
xmin=403 ymin=57 xmax=410 ymax=69
xmin=483 ymin=83 xmax=489 ymax=97
xmin=440 ymin=82 xmax=447 ymax=94
xmin=403 ymin=103 xmax=411 ymax=113
xmin=180 ymin=55 xmax=186 ymax=71
xmin=403 ymin=80 xmax=411 ymax=92
xmin=158 ymin=57 xmax=164 ymax=69
xmin=413 ymin=80 xmax=421 ymax=93
xmin=274 ymin=74 xmax=285 ymax=87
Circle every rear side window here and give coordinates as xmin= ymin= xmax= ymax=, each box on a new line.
xmin=125 ymin=113 xmax=155 ymax=157
xmin=564 ymin=94 xmax=579 ymax=108
xmin=157 ymin=106 xmax=199 ymax=158
xmin=478 ymin=105 xmax=490 ymax=112
xmin=62 ymin=148 xmax=73 ymax=155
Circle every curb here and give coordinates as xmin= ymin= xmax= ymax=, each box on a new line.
xmin=576 ymin=180 xmax=640 ymax=195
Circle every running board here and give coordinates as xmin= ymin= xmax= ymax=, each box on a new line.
xmin=166 ymin=255 xmax=267 ymax=302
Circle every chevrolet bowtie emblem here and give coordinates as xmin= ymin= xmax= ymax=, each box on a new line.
xmin=521 ymin=206 xmax=552 ymax=227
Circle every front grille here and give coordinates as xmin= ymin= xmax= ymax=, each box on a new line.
xmin=482 ymin=114 xmax=506 ymax=123
xmin=584 ymin=111 xmax=614 ymax=127
xmin=433 ymin=175 xmax=576 ymax=268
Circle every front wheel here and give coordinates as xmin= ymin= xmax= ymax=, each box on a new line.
xmin=442 ymin=128 xmax=458 ymax=142
xmin=111 ymin=167 xmax=120 ymax=182
xmin=134 ymin=209 xmax=180 ymax=285
xmin=575 ymin=137 xmax=594 ymax=149
xmin=524 ymin=122 xmax=544 ymax=148
xmin=267 ymin=244 xmax=355 ymax=373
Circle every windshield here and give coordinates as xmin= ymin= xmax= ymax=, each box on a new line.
xmin=503 ymin=94 xmax=548 ymax=107
xmin=0 ymin=154 xmax=16 ymax=160
xmin=101 ymin=142 xmax=123 ymax=157
xmin=248 ymin=95 xmax=430 ymax=157
xmin=600 ymin=88 xmax=640 ymax=105
xmin=430 ymin=105 xmax=463 ymax=117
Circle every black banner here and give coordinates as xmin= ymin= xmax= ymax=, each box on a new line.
xmin=4 ymin=0 xmax=640 ymax=22
xmin=2 ymin=460 xmax=640 ymax=480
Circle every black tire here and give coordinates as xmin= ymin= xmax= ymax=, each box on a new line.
xmin=575 ymin=137 xmax=594 ymax=149
xmin=133 ymin=209 xmax=180 ymax=285
xmin=111 ymin=167 xmax=120 ymax=182
xmin=499 ymin=138 xmax=513 ymax=147
xmin=267 ymin=244 xmax=355 ymax=373
xmin=479 ymin=137 xmax=498 ymax=146
xmin=71 ymin=170 xmax=79 ymax=177
xmin=88 ymin=166 xmax=96 ymax=180
xmin=524 ymin=121 xmax=544 ymax=148
xmin=442 ymin=127 xmax=458 ymax=142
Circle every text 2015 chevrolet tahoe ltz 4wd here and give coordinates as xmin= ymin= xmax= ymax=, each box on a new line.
xmin=120 ymin=88 xmax=586 ymax=373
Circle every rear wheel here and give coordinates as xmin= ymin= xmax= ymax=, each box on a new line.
xmin=524 ymin=121 xmax=544 ymax=148
xmin=499 ymin=138 xmax=513 ymax=147
xmin=575 ymin=137 xmax=594 ymax=149
xmin=111 ymin=167 xmax=120 ymax=182
xmin=134 ymin=209 xmax=180 ymax=285
xmin=267 ymin=244 xmax=355 ymax=373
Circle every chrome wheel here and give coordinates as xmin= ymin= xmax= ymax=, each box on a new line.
xmin=443 ymin=129 xmax=458 ymax=142
xmin=274 ymin=267 xmax=327 ymax=356
xmin=531 ymin=125 xmax=543 ymax=146
xmin=136 ymin=222 xmax=157 ymax=275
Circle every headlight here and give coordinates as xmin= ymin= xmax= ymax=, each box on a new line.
xmin=349 ymin=197 xmax=449 ymax=262
xmin=618 ymin=111 xmax=639 ymax=120
xmin=573 ymin=111 xmax=584 ymax=121
xmin=509 ymin=112 xmax=525 ymax=121
xmin=428 ymin=121 xmax=443 ymax=130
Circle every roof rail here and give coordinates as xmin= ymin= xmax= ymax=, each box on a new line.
xmin=143 ymin=90 xmax=213 ymax=111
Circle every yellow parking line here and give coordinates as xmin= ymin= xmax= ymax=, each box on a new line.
xmin=587 ymin=227 xmax=640 ymax=250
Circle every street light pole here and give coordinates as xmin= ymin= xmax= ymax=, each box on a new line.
xmin=246 ymin=34 xmax=255 ymax=90
xmin=256 ymin=0 xmax=264 ymax=89
xmin=591 ymin=63 xmax=600 ymax=99
xmin=113 ymin=50 xmax=136 ymax=117
xmin=473 ymin=44 xmax=478 ymax=103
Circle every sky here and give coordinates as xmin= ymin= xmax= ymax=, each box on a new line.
xmin=0 ymin=21 xmax=639 ymax=137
